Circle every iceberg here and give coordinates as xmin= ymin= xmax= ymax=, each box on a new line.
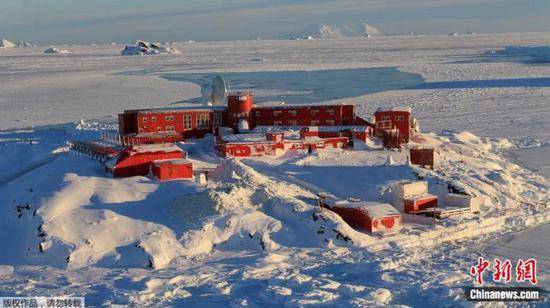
xmin=121 ymin=40 xmax=181 ymax=56
xmin=44 ymin=47 xmax=69 ymax=54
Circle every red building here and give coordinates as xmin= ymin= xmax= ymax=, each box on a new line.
xmin=318 ymin=194 xmax=401 ymax=233
xmin=251 ymin=104 xmax=355 ymax=127
xmin=119 ymin=106 xmax=226 ymax=144
xmin=152 ymin=159 xmax=193 ymax=181
xmin=216 ymin=128 xmax=350 ymax=158
xmin=374 ymin=107 xmax=413 ymax=144
xmin=105 ymin=143 xmax=185 ymax=177
xmin=118 ymin=91 xmax=369 ymax=144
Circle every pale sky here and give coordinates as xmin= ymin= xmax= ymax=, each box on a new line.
xmin=1 ymin=0 xmax=549 ymax=44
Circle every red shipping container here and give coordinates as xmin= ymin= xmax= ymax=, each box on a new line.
xmin=403 ymin=194 xmax=438 ymax=213
xmin=319 ymin=196 xmax=401 ymax=233
xmin=410 ymin=148 xmax=434 ymax=169
xmin=152 ymin=159 xmax=193 ymax=181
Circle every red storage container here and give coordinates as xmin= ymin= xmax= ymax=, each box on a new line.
xmin=403 ymin=194 xmax=438 ymax=213
xmin=152 ymin=159 xmax=193 ymax=181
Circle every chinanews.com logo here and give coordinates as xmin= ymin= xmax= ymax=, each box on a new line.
xmin=465 ymin=257 xmax=546 ymax=302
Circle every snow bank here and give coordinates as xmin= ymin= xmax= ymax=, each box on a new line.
xmin=36 ymin=173 xmax=186 ymax=269
xmin=180 ymin=159 xmax=378 ymax=256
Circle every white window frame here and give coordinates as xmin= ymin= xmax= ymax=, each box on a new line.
xmin=197 ymin=113 xmax=210 ymax=129
xmin=184 ymin=114 xmax=192 ymax=129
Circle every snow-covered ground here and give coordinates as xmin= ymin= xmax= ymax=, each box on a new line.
xmin=0 ymin=33 xmax=549 ymax=306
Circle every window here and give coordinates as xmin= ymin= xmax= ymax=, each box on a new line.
xmin=381 ymin=115 xmax=390 ymax=122
xmin=255 ymin=111 xmax=261 ymax=117
xmin=166 ymin=125 xmax=175 ymax=132
xmin=197 ymin=113 xmax=210 ymax=129
xmin=273 ymin=110 xmax=282 ymax=116
xmin=395 ymin=115 xmax=405 ymax=122
xmin=326 ymin=119 xmax=335 ymax=125
xmin=142 ymin=117 xmax=147 ymax=123
xmin=184 ymin=114 xmax=192 ymax=129
xmin=152 ymin=116 xmax=157 ymax=122
xmin=274 ymin=120 xmax=282 ymax=126
xmin=157 ymin=126 xmax=162 ymax=132
xmin=289 ymin=110 xmax=297 ymax=116
xmin=311 ymin=120 xmax=320 ymax=126
xmin=327 ymin=109 xmax=334 ymax=115
xmin=311 ymin=109 xmax=320 ymax=116
xmin=165 ymin=115 xmax=175 ymax=121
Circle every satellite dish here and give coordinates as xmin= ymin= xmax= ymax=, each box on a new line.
xmin=211 ymin=75 xmax=227 ymax=105
xmin=201 ymin=75 xmax=227 ymax=105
